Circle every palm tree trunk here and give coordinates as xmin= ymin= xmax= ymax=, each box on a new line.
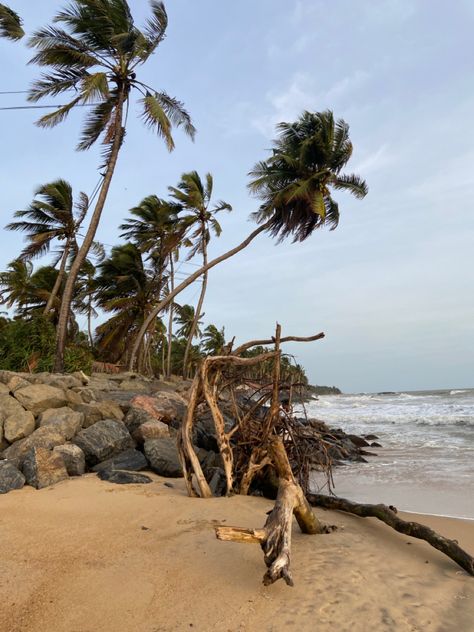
xmin=43 ymin=240 xmax=70 ymax=316
xmin=166 ymin=256 xmax=175 ymax=378
xmin=182 ymin=239 xmax=207 ymax=378
xmin=128 ymin=220 xmax=272 ymax=371
xmin=87 ymin=301 xmax=93 ymax=348
xmin=53 ymin=91 xmax=125 ymax=372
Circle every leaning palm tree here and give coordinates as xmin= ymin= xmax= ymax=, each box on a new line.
xmin=0 ymin=260 xmax=35 ymax=309
xmin=28 ymin=0 xmax=196 ymax=371
xmin=201 ymin=324 xmax=225 ymax=356
xmin=174 ymin=304 xmax=203 ymax=342
xmin=0 ymin=4 xmax=24 ymax=40
xmin=129 ymin=110 xmax=368 ymax=369
xmin=169 ymin=171 xmax=231 ymax=376
xmin=5 ymin=179 xmax=87 ymax=315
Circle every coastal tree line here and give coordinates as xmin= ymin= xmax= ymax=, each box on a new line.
xmin=0 ymin=0 xmax=367 ymax=380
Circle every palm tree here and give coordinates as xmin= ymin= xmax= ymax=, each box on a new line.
xmin=120 ymin=195 xmax=186 ymax=371
xmin=175 ymin=304 xmax=203 ymax=341
xmin=129 ymin=110 xmax=368 ymax=370
xmin=0 ymin=4 xmax=24 ymax=40
xmin=169 ymin=171 xmax=231 ymax=376
xmin=94 ymin=243 xmax=161 ymax=369
xmin=73 ymin=258 xmax=100 ymax=347
xmin=5 ymin=179 xmax=87 ymax=315
xmin=27 ymin=0 xmax=196 ymax=371
xmin=201 ymin=324 xmax=225 ymax=356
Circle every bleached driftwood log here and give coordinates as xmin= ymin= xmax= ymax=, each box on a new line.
xmin=308 ymin=493 xmax=474 ymax=576
xmin=216 ymin=437 xmax=332 ymax=586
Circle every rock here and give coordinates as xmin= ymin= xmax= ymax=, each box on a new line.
xmin=371 ymin=442 xmax=382 ymax=448
xmin=4 ymin=410 xmax=35 ymax=443
xmin=91 ymin=448 xmax=147 ymax=473
xmin=132 ymin=420 xmax=170 ymax=443
xmin=144 ymin=438 xmax=183 ymax=478
xmin=208 ymin=467 xmax=226 ymax=496
xmin=70 ymin=403 xmax=103 ymax=428
xmin=22 ymin=447 xmax=69 ymax=489
xmin=0 ymin=460 xmax=25 ymax=493
xmin=1 ymin=426 xmax=67 ymax=468
xmin=53 ymin=444 xmax=85 ymax=476
xmin=97 ymin=469 xmax=152 ymax=484
xmin=72 ymin=387 xmax=96 ymax=403
xmin=120 ymin=380 xmax=149 ymax=392
xmin=64 ymin=389 xmax=83 ymax=406
xmin=72 ymin=370 xmax=90 ymax=385
xmin=38 ymin=407 xmax=84 ymax=440
xmin=14 ymin=384 xmax=68 ymax=416
xmin=72 ymin=419 xmax=135 ymax=466
xmin=347 ymin=434 xmax=370 ymax=448
xmin=0 ymin=393 xmax=26 ymax=422
xmin=7 ymin=376 xmax=30 ymax=393
xmin=127 ymin=392 xmax=188 ymax=430
xmin=94 ymin=400 xmax=124 ymax=422
xmin=44 ymin=374 xmax=82 ymax=390
xmin=0 ymin=370 xmax=17 ymax=385
xmin=86 ymin=378 xmax=118 ymax=391
xmin=0 ymin=383 xmax=10 ymax=394
xmin=364 ymin=434 xmax=379 ymax=441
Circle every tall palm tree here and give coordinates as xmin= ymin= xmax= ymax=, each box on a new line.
xmin=120 ymin=195 xmax=185 ymax=371
xmin=28 ymin=0 xmax=196 ymax=371
xmin=94 ymin=243 xmax=160 ymax=369
xmin=129 ymin=110 xmax=368 ymax=370
xmin=201 ymin=324 xmax=225 ymax=356
xmin=0 ymin=4 xmax=24 ymax=40
xmin=169 ymin=171 xmax=231 ymax=376
xmin=174 ymin=304 xmax=203 ymax=341
xmin=5 ymin=179 xmax=87 ymax=315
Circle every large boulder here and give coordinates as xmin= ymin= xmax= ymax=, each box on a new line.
xmin=38 ymin=407 xmax=84 ymax=440
xmin=144 ymin=438 xmax=183 ymax=478
xmin=22 ymin=447 xmax=69 ymax=489
xmin=4 ymin=410 xmax=35 ymax=443
xmin=126 ymin=392 xmax=188 ymax=432
xmin=72 ymin=419 xmax=135 ymax=466
xmin=0 ymin=383 xmax=10 ymax=394
xmin=14 ymin=384 xmax=68 ymax=416
xmin=43 ymin=374 xmax=83 ymax=390
xmin=0 ymin=460 xmax=25 ymax=493
xmin=1 ymin=426 xmax=67 ymax=468
xmin=53 ymin=444 xmax=85 ymax=476
xmin=7 ymin=376 xmax=31 ymax=393
xmin=70 ymin=403 xmax=103 ymax=428
xmin=132 ymin=420 xmax=169 ymax=444
xmin=97 ymin=469 xmax=152 ymax=484
xmin=93 ymin=400 xmax=124 ymax=422
xmin=91 ymin=448 xmax=147 ymax=473
xmin=0 ymin=393 xmax=26 ymax=422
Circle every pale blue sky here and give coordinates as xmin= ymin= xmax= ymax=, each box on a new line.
xmin=1 ymin=0 xmax=473 ymax=392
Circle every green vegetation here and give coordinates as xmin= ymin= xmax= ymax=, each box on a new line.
xmin=0 ymin=1 xmax=368 ymax=383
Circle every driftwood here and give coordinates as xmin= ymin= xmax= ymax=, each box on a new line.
xmin=216 ymin=437 xmax=331 ymax=586
xmin=308 ymin=493 xmax=474 ymax=576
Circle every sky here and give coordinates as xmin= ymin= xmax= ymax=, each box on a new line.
xmin=1 ymin=0 xmax=473 ymax=393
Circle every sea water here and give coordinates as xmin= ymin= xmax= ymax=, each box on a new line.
xmin=303 ymin=389 xmax=474 ymax=519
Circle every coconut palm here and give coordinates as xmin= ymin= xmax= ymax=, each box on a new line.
xmin=169 ymin=171 xmax=231 ymax=376
xmin=201 ymin=324 xmax=225 ymax=356
xmin=28 ymin=0 xmax=196 ymax=371
xmin=120 ymin=195 xmax=186 ymax=373
xmin=94 ymin=243 xmax=161 ymax=369
xmin=73 ymin=258 xmax=101 ymax=347
xmin=174 ymin=303 xmax=203 ymax=342
xmin=0 ymin=4 xmax=24 ymax=40
xmin=5 ymin=179 xmax=87 ymax=315
xmin=249 ymin=110 xmax=368 ymax=241
xmin=129 ymin=110 xmax=367 ymax=370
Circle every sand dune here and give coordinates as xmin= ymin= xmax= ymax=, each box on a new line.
xmin=1 ymin=474 xmax=473 ymax=632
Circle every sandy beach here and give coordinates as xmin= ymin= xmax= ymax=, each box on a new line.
xmin=1 ymin=474 xmax=473 ymax=632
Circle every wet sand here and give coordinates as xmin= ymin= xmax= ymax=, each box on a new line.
xmin=1 ymin=474 xmax=473 ymax=632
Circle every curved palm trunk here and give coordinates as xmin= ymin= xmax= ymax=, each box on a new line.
xmin=43 ymin=240 xmax=70 ymax=316
xmin=165 ymin=257 xmax=174 ymax=378
xmin=128 ymin=220 xmax=272 ymax=371
xmin=53 ymin=92 xmax=125 ymax=372
xmin=182 ymin=241 xmax=207 ymax=378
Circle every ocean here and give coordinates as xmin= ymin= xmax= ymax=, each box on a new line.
xmin=303 ymin=389 xmax=474 ymax=519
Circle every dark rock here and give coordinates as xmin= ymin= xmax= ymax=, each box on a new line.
xmin=91 ymin=448 xmax=147 ymax=473
xmin=144 ymin=438 xmax=183 ymax=477
xmin=208 ymin=467 xmax=226 ymax=496
xmin=97 ymin=469 xmax=152 ymax=484
xmin=0 ymin=460 xmax=25 ymax=493
xmin=22 ymin=447 xmax=68 ymax=489
xmin=371 ymin=442 xmax=382 ymax=448
xmin=72 ymin=419 xmax=135 ymax=466
xmin=364 ymin=434 xmax=379 ymax=441
xmin=347 ymin=434 xmax=370 ymax=447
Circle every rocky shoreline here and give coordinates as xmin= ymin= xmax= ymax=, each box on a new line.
xmin=0 ymin=370 xmax=379 ymax=495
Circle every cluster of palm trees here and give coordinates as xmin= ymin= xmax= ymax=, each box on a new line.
xmin=0 ymin=0 xmax=368 ymax=378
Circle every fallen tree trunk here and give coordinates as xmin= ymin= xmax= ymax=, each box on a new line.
xmin=308 ymin=493 xmax=474 ymax=576
xmin=216 ymin=437 xmax=331 ymax=586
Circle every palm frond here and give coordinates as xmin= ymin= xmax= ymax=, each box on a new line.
xmin=35 ymin=96 xmax=82 ymax=128
xmin=0 ymin=3 xmax=24 ymax=40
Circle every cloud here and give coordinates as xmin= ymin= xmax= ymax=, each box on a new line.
xmin=252 ymin=70 xmax=370 ymax=137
